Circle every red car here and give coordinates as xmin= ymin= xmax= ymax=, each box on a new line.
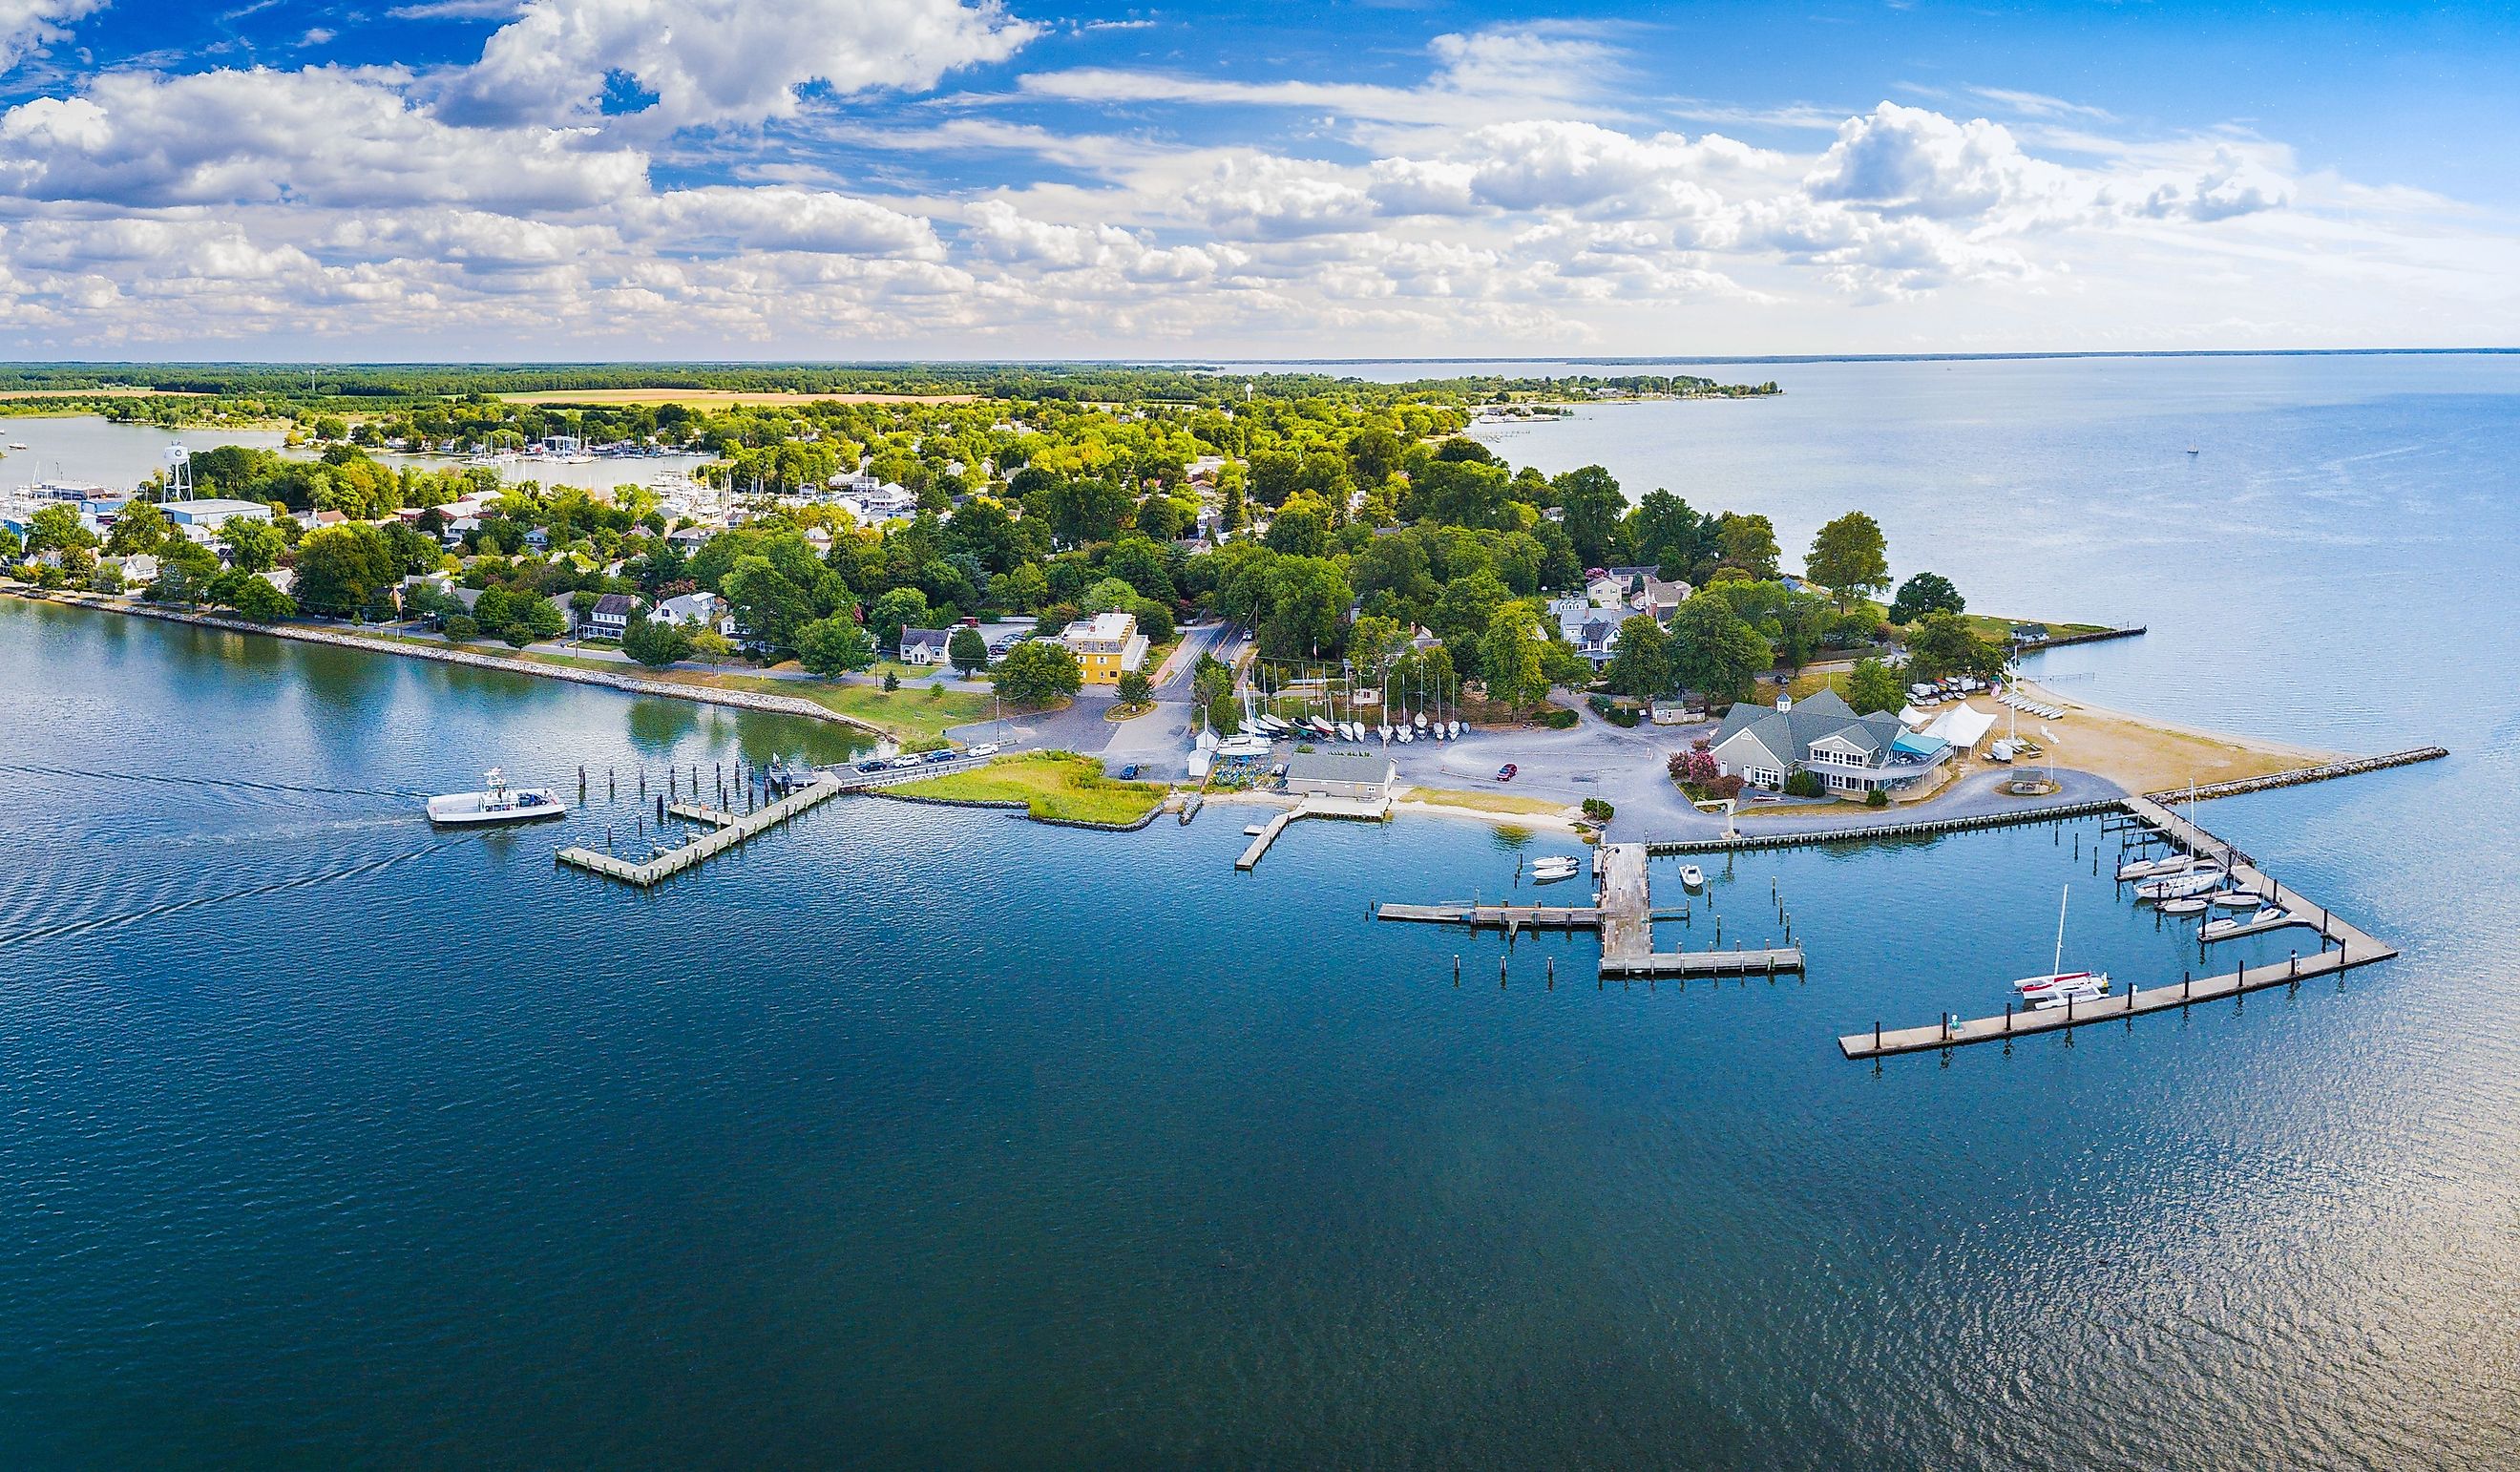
xmin=1497 ymin=764 xmax=1519 ymax=782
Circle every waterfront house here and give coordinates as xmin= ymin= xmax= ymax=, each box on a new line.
xmin=898 ymin=626 xmax=955 ymax=666
xmin=1709 ymin=688 xmax=1951 ymax=796
xmin=1604 ymin=566 xmax=1691 ymax=621
xmin=1284 ymin=749 xmax=1397 ymax=802
xmin=586 ymin=593 xmax=640 ymax=639
xmin=1059 ymin=610 xmax=1148 ymax=685
xmin=655 ymin=591 xmax=732 ymax=635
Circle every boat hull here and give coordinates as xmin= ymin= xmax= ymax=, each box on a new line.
xmin=427 ymin=790 xmax=568 ymax=826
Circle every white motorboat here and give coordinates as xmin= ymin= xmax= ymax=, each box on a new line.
xmin=2159 ymin=896 xmax=2209 ymax=916
xmin=2209 ymin=890 xmax=2260 ymax=910
xmin=426 ymin=768 xmax=566 ymax=827
xmin=2136 ymin=869 xmax=2225 ymax=902
xmin=1528 ymin=856 xmax=1582 ymax=883
xmin=2013 ymin=886 xmax=2111 ymax=1002
xmin=1679 ymin=864 xmax=1705 ymax=892
xmin=2203 ymin=906 xmax=2290 ymax=939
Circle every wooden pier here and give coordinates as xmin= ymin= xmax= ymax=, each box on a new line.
xmin=1376 ymin=842 xmax=1804 ymax=979
xmin=1838 ymin=794 xmax=2394 ymax=1060
xmin=556 ymin=774 xmax=843 ymax=887
xmin=1235 ymin=795 xmax=1393 ymax=870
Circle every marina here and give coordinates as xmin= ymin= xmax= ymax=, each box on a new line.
xmin=1837 ymin=795 xmax=2395 ymax=1060
xmin=1377 ymin=842 xmax=1808 ymax=979
xmin=556 ymin=774 xmax=843 ymax=887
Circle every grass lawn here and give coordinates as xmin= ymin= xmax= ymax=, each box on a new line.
xmin=1402 ymin=785 xmax=1571 ymax=816
xmin=893 ymin=752 xmax=1166 ymax=825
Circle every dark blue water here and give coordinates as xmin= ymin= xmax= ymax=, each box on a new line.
xmin=6 ymin=357 xmax=2518 ymax=1467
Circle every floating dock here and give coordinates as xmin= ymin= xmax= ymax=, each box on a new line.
xmin=556 ymin=774 xmax=842 ymax=887
xmin=1376 ymin=842 xmax=1804 ymax=979
xmin=1838 ymin=794 xmax=2395 ymax=1060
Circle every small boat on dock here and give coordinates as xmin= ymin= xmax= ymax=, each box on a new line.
xmin=2159 ymin=896 xmax=2210 ymax=916
xmin=427 ymin=768 xmax=565 ymax=827
xmin=1528 ymin=856 xmax=1582 ymax=883
xmin=2014 ymin=886 xmax=2111 ymax=1005
xmin=2209 ymin=890 xmax=2260 ymax=910
xmin=1678 ymin=864 xmax=1706 ymax=892
xmin=2202 ymin=905 xmax=2291 ymax=940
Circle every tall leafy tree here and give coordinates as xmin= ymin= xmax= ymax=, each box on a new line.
xmin=1668 ymin=594 xmax=1774 ymax=704
xmin=1478 ymin=601 xmax=1549 ymax=710
xmin=795 ymin=614 xmax=875 ymax=675
xmin=1551 ymin=465 xmax=1630 ymax=568
xmin=994 ymin=640 xmax=1082 ymax=705
xmin=1846 ymin=657 xmax=1904 ymax=715
xmin=1806 ymin=511 xmax=1890 ymax=605
xmin=1889 ymin=572 xmax=1964 ymax=624
xmin=1602 ymin=614 xmax=1672 ymax=699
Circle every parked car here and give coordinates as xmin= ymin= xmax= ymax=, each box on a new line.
xmin=922 ymin=748 xmax=956 ymax=764
xmin=966 ymin=743 xmax=1000 ymax=758
xmin=1119 ymin=763 xmax=1140 ymax=780
xmin=855 ymin=759 xmax=889 ymax=773
xmin=1497 ymin=763 xmax=1519 ymax=782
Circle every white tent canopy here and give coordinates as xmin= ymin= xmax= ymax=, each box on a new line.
xmin=1897 ymin=704 xmax=1933 ymax=729
xmin=1924 ymin=704 xmax=1997 ymax=751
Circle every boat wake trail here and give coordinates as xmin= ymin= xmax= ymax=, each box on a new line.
xmin=0 ymin=839 xmax=455 ymax=948
xmin=0 ymin=763 xmax=430 ymax=801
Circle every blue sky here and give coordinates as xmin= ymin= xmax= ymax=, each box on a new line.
xmin=0 ymin=1 xmax=2514 ymax=358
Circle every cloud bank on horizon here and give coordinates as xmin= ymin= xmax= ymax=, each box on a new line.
xmin=0 ymin=0 xmax=2512 ymax=358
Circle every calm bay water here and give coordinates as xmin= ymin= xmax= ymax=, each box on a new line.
xmin=5 ymin=356 xmax=2519 ymax=1467
xmin=1 ymin=414 xmax=710 ymax=495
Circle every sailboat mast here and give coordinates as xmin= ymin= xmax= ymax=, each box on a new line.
xmin=2053 ymin=885 xmax=2068 ymax=978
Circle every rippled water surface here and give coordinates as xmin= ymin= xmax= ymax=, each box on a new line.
xmin=5 ymin=357 xmax=2518 ymax=1468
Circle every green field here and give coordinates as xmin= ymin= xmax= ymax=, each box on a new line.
xmin=892 ymin=752 xmax=1166 ymax=826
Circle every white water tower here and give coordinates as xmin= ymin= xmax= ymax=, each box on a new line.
xmin=161 ymin=444 xmax=193 ymax=503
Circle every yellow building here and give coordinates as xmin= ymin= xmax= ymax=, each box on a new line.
xmin=1060 ymin=611 xmax=1150 ymax=685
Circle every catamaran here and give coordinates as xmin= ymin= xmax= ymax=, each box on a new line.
xmin=426 ymin=768 xmax=566 ymax=827
xmin=2013 ymin=885 xmax=2111 ymax=1004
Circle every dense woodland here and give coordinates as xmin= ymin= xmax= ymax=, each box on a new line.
xmin=6 ymin=367 xmax=2006 ymax=719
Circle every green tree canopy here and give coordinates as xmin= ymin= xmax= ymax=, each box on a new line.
xmin=795 ymin=613 xmax=874 ymax=675
xmin=1668 ymin=593 xmax=1773 ymax=704
xmin=947 ymin=625 xmax=988 ymax=676
xmin=1846 ymin=656 xmax=1904 ymax=715
xmin=1806 ymin=511 xmax=1890 ymax=605
xmin=1602 ymin=613 xmax=1672 ymax=699
xmin=994 ymin=639 xmax=1082 ymax=705
xmin=1889 ymin=572 xmax=1965 ymax=624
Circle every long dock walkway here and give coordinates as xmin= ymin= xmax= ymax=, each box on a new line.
xmin=556 ymin=774 xmax=843 ymax=887
xmin=1838 ymin=793 xmax=2394 ymax=1059
xmin=1376 ymin=842 xmax=1803 ymax=978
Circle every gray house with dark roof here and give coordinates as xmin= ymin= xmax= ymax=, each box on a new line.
xmin=1709 ymin=688 xmax=1950 ymax=795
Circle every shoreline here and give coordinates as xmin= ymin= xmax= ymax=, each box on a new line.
xmin=4 ymin=588 xmax=893 ymax=741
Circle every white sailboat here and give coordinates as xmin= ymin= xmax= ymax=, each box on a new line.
xmin=2013 ymin=885 xmax=2110 ymax=1003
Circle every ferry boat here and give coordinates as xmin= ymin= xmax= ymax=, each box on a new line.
xmin=426 ymin=768 xmax=567 ymax=827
